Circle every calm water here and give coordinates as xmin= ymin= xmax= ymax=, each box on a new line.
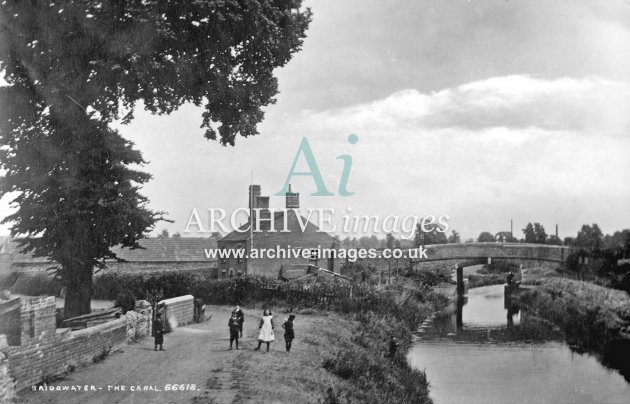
xmin=408 ymin=284 xmax=630 ymax=404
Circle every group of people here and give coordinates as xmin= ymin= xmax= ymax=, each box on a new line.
xmin=229 ymin=306 xmax=296 ymax=353
xmin=152 ymin=305 xmax=296 ymax=353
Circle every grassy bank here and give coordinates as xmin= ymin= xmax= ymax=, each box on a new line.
xmin=515 ymin=278 xmax=630 ymax=354
xmin=203 ymin=277 xmax=447 ymax=403
xmin=321 ymin=287 xmax=446 ymax=403
xmin=219 ymin=300 xmax=443 ymax=403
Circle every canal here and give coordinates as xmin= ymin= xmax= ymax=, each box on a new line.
xmin=408 ymin=284 xmax=630 ymax=404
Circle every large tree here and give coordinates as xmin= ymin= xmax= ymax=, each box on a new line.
xmin=477 ymin=232 xmax=495 ymax=243
xmin=0 ymin=1 xmax=311 ymax=318
xmin=522 ymin=222 xmax=547 ymax=244
xmin=575 ymin=224 xmax=603 ymax=253
xmin=414 ymin=221 xmax=448 ymax=246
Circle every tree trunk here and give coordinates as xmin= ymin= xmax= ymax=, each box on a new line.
xmin=63 ymin=262 xmax=93 ymax=319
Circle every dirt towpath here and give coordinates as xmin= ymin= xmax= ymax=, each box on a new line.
xmin=17 ymin=306 xmax=345 ymax=404
xmin=18 ymin=306 xmax=249 ymax=404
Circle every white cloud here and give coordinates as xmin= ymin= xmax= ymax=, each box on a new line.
xmin=2 ymin=76 xmax=628 ymax=240
xmin=259 ymin=75 xmax=630 ymax=239
xmin=303 ymin=75 xmax=630 ymax=135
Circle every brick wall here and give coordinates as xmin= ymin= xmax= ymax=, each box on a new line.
xmin=1 ymin=297 xmax=129 ymax=392
xmin=159 ymin=295 xmax=194 ymax=331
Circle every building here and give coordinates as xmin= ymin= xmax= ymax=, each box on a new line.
xmin=217 ymin=185 xmax=338 ymax=279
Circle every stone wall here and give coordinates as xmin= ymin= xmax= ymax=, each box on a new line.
xmin=418 ymin=243 xmax=568 ymax=263
xmin=125 ymin=300 xmax=153 ymax=343
xmin=9 ymin=261 xmax=216 ymax=274
xmin=0 ymin=336 xmax=16 ymax=403
xmin=159 ymin=295 xmax=194 ymax=331
xmin=346 ymin=243 xmax=566 ymax=277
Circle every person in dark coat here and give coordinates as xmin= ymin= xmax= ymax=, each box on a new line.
xmin=282 ymin=314 xmax=296 ymax=352
xmin=228 ymin=313 xmax=240 ymax=350
xmin=507 ymin=271 xmax=518 ymax=287
xmin=232 ymin=306 xmax=245 ymax=337
xmin=154 ymin=312 xmax=164 ymax=351
xmin=389 ymin=336 xmax=399 ymax=358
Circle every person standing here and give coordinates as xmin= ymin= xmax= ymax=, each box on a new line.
xmin=506 ymin=271 xmax=516 ymax=287
xmin=154 ymin=312 xmax=165 ymax=351
xmin=389 ymin=336 xmax=399 ymax=358
xmin=254 ymin=309 xmax=274 ymax=352
xmin=228 ymin=312 xmax=240 ymax=350
xmin=232 ymin=306 xmax=245 ymax=337
xmin=282 ymin=314 xmax=296 ymax=352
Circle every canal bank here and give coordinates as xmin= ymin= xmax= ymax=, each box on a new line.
xmin=408 ymin=284 xmax=630 ymax=404
xmin=514 ymin=278 xmax=630 ymax=381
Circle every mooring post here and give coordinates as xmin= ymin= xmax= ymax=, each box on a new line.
xmin=456 ymin=296 xmax=464 ymax=330
xmin=456 ymin=265 xmax=464 ymax=296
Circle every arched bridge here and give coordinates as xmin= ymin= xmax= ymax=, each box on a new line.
xmin=411 ymin=242 xmax=568 ymax=271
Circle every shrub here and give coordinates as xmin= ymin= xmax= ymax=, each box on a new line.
xmin=92 ymin=270 xmax=212 ymax=301
xmin=114 ymin=290 xmax=136 ymax=314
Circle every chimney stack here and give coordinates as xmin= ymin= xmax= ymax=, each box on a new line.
xmin=249 ymin=185 xmax=261 ymax=210
xmin=256 ymin=196 xmax=270 ymax=210
xmin=285 ymin=184 xmax=299 ymax=209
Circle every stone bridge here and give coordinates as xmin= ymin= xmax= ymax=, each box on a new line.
xmin=411 ymin=242 xmax=569 ymax=272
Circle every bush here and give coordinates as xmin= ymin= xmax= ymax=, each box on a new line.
xmin=92 ymin=273 xmax=146 ymax=300
xmin=114 ymin=290 xmax=136 ymax=314
xmin=92 ymin=270 xmax=212 ymax=301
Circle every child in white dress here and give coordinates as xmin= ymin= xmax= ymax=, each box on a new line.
xmin=254 ymin=309 xmax=275 ymax=352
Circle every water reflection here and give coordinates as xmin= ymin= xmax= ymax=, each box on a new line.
xmin=409 ymin=284 xmax=630 ymax=404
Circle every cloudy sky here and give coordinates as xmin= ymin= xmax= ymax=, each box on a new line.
xmin=2 ymin=0 xmax=630 ymax=241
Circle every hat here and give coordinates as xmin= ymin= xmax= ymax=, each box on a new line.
xmin=288 ymin=314 xmax=296 ymax=319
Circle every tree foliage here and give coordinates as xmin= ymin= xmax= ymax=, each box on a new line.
xmin=0 ymin=0 xmax=311 ymax=145
xmin=603 ymin=229 xmax=630 ymax=250
xmin=447 ymin=230 xmax=461 ymax=244
xmin=386 ymin=233 xmax=395 ymax=249
xmin=522 ymin=222 xmax=547 ymax=244
xmin=414 ymin=221 xmax=447 ymax=246
xmin=477 ymin=232 xmax=495 ymax=243
xmin=575 ymin=224 xmax=603 ymax=253
xmin=0 ymin=0 xmax=311 ymax=317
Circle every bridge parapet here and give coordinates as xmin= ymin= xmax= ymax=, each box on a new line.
xmin=414 ymin=243 xmax=568 ymax=263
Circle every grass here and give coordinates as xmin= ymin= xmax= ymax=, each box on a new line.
xmin=222 ymin=281 xmax=447 ymax=403
xmin=231 ymin=305 xmax=439 ymax=403
xmin=516 ymin=278 xmax=630 ymax=351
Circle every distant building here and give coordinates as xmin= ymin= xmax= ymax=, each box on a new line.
xmin=217 ymin=185 xmax=338 ymax=279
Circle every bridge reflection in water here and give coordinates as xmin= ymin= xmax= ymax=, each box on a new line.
xmin=409 ymin=284 xmax=630 ymax=404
